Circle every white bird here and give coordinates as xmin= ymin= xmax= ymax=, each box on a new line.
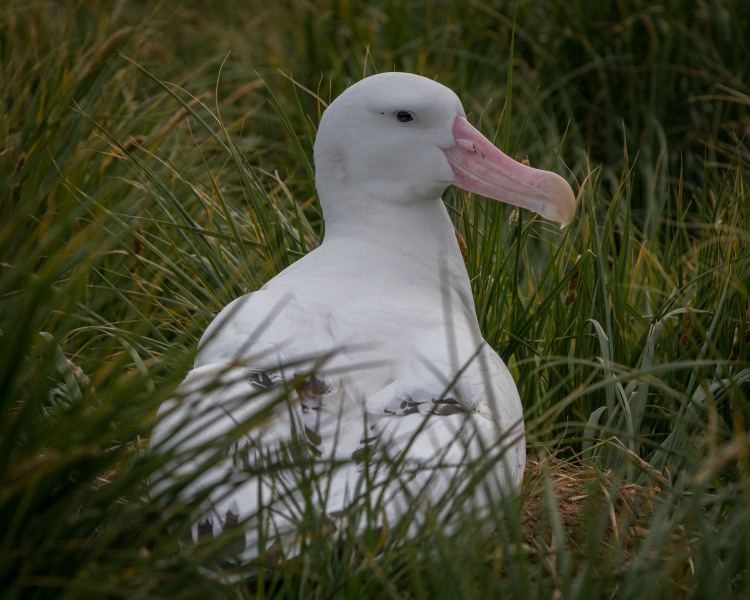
xmin=150 ymin=72 xmax=576 ymax=568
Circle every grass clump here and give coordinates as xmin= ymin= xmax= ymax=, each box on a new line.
xmin=1 ymin=0 xmax=749 ymax=598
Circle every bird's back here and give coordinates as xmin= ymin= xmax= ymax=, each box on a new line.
xmin=150 ymin=239 xmax=525 ymax=566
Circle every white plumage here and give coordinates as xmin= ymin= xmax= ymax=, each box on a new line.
xmin=150 ymin=72 xmax=576 ymax=566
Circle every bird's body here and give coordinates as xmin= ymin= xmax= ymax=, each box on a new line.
xmin=150 ymin=72 xmax=575 ymax=566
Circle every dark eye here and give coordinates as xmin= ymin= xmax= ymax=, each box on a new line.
xmin=395 ymin=110 xmax=416 ymax=123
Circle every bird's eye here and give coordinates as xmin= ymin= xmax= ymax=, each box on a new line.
xmin=395 ymin=110 xmax=416 ymax=123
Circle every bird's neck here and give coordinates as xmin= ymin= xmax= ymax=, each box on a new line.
xmin=318 ymin=187 xmax=476 ymax=319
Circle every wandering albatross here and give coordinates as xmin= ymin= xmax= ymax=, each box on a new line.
xmin=150 ymin=72 xmax=576 ymax=568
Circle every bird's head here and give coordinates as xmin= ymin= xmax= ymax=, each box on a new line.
xmin=314 ymin=72 xmax=576 ymax=226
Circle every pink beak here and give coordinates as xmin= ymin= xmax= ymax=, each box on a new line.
xmin=443 ymin=116 xmax=576 ymax=226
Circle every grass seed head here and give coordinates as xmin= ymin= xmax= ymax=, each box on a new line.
xmin=564 ymin=270 xmax=580 ymax=307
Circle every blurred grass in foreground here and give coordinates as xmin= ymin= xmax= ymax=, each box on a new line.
xmin=1 ymin=0 xmax=749 ymax=598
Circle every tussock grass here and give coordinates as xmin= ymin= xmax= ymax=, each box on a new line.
xmin=1 ymin=0 xmax=749 ymax=598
